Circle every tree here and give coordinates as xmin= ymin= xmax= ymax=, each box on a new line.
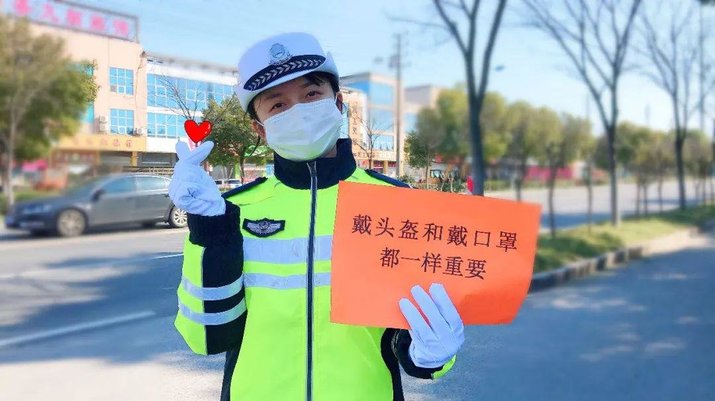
xmin=203 ymin=97 xmax=265 ymax=184
xmin=396 ymin=1 xmax=508 ymax=195
xmin=406 ymin=108 xmax=446 ymax=184
xmin=532 ymin=107 xmax=566 ymax=238
xmin=617 ymin=122 xmax=657 ymax=217
xmin=503 ymin=101 xmax=541 ymax=201
xmin=432 ymin=0 xmax=509 ymax=195
xmin=523 ymin=0 xmax=644 ymax=226
xmin=638 ymin=0 xmax=715 ymax=210
xmin=480 ymin=91 xmax=510 ymax=165
xmin=354 ymin=111 xmax=393 ymax=170
xmin=580 ymin=133 xmax=597 ymax=232
xmin=650 ymin=131 xmax=676 ymax=212
xmin=684 ymin=130 xmax=712 ymax=205
xmin=0 ymin=17 xmax=97 ymax=207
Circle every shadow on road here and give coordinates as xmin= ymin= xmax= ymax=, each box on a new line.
xmin=403 ymin=238 xmax=715 ymax=401
xmin=0 ymin=249 xmax=187 ymax=365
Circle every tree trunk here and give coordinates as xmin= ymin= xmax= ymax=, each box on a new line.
xmin=635 ymin=180 xmax=641 ymax=218
xmin=658 ymin=177 xmax=664 ymax=212
xmin=606 ymin=125 xmax=620 ymax=226
xmin=239 ymin=157 xmax=246 ymax=184
xmin=4 ymin=123 xmax=17 ymax=208
xmin=466 ymin=58 xmax=485 ymax=196
xmin=515 ymin=159 xmax=526 ymax=202
xmin=643 ymin=183 xmax=649 ymax=216
xmin=548 ymin=164 xmax=557 ymax=239
xmin=675 ymin=135 xmax=687 ymax=210
xmin=587 ymin=176 xmax=593 ymax=234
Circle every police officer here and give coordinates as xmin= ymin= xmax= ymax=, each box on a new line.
xmin=169 ymin=32 xmax=464 ymax=401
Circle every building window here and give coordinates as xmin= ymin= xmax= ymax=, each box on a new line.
xmin=345 ymin=81 xmax=394 ymax=106
xmin=404 ymin=112 xmax=417 ymax=134
xmin=148 ymin=74 xmax=234 ymax=111
xmin=83 ymin=103 xmax=94 ymax=124
xmin=370 ymin=108 xmax=395 ymax=131
xmin=147 ymin=112 xmax=182 ymax=138
xmin=109 ymin=67 xmax=134 ymax=95
xmin=110 ymin=109 xmax=134 ymax=135
xmin=373 ymin=134 xmax=395 ymax=151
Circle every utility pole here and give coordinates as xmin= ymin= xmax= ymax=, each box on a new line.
xmin=699 ymin=5 xmax=705 ymax=132
xmin=391 ymin=33 xmax=404 ymax=178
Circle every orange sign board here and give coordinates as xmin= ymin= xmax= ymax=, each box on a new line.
xmin=58 ymin=134 xmax=146 ymax=152
xmin=331 ymin=181 xmax=542 ymax=329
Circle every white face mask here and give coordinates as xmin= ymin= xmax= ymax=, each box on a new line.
xmin=259 ymin=97 xmax=343 ymax=162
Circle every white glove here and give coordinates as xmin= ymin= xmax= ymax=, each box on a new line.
xmin=399 ymin=283 xmax=464 ymax=368
xmin=169 ymin=141 xmax=226 ymax=217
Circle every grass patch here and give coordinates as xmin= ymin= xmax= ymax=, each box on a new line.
xmin=535 ymin=204 xmax=715 ymax=273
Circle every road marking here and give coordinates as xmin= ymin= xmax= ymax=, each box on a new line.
xmin=0 ymin=310 xmax=157 ymax=349
xmin=0 ymin=228 xmax=188 ymax=251
xmin=0 ymin=253 xmax=183 ymax=280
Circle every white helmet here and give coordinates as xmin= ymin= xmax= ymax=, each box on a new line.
xmin=235 ymin=32 xmax=339 ymax=112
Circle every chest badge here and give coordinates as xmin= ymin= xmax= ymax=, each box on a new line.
xmin=243 ymin=218 xmax=286 ymax=237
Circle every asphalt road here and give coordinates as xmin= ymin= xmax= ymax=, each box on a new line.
xmin=0 ymin=179 xmax=711 ymax=400
xmin=0 ymin=227 xmax=712 ymax=400
xmin=489 ymin=179 xmax=701 ymax=230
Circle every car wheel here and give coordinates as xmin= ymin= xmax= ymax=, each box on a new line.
xmin=168 ymin=206 xmax=187 ymax=228
xmin=56 ymin=209 xmax=86 ymax=237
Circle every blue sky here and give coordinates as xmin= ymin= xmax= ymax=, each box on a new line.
xmin=75 ymin=0 xmax=714 ymax=135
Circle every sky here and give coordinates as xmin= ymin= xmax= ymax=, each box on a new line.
xmin=73 ymin=0 xmax=715 ymax=136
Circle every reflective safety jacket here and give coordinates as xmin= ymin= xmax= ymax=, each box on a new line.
xmin=175 ymin=139 xmax=455 ymax=401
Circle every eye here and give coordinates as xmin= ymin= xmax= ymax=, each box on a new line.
xmin=306 ymin=91 xmax=321 ymax=98
xmin=269 ymin=102 xmax=285 ymax=112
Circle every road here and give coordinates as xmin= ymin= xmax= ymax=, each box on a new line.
xmin=489 ymin=179 xmax=701 ymax=229
xmin=0 ymin=180 xmax=712 ymax=400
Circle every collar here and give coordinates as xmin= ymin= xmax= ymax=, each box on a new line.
xmin=273 ymin=138 xmax=357 ymax=190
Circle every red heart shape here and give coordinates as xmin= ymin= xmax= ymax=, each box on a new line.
xmin=184 ymin=120 xmax=213 ymax=143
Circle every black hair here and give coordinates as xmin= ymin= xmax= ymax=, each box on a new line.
xmin=247 ymin=71 xmax=340 ymax=122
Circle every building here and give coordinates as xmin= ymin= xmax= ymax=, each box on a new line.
xmin=341 ymin=73 xmax=447 ymax=179
xmin=1 ymin=0 xmax=399 ymax=184
xmin=2 ymin=0 xmax=238 ymax=182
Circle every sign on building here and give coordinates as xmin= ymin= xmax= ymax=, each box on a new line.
xmin=2 ymin=0 xmax=139 ymax=42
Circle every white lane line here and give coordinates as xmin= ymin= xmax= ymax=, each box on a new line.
xmin=0 ymin=253 xmax=183 ymax=280
xmin=0 ymin=310 xmax=157 ymax=349
xmin=0 ymin=228 xmax=188 ymax=251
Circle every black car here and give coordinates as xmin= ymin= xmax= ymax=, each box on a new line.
xmin=4 ymin=173 xmax=187 ymax=237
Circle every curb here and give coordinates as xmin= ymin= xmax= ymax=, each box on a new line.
xmin=528 ymin=218 xmax=715 ymax=293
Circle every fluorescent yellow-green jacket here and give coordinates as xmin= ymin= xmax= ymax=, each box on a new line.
xmin=175 ymin=139 xmax=455 ymax=401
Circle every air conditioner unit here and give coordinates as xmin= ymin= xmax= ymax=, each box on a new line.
xmin=98 ymin=115 xmax=108 ymax=124
xmin=98 ymin=122 xmax=109 ymax=133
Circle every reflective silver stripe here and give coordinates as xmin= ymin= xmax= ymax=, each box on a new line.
xmin=178 ymin=299 xmax=246 ymax=326
xmin=243 ymin=235 xmax=333 ymax=264
xmin=314 ymin=272 xmax=331 ymax=286
xmin=244 ymin=272 xmax=331 ymax=290
xmin=181 ymin=275 xmax=243 ymax=301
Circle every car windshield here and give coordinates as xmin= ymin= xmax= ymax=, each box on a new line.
xmin=63 ymin=177 xmax=107 ymax=197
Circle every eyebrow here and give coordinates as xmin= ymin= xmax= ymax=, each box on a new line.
xmin=260 ymin=82 xmax=321 ymax=102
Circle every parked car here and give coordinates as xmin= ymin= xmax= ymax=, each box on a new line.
xmin=214 ymin=178 xmax=242 ymax=191
xmin=3 ymin=173 xmax=187 ymax=237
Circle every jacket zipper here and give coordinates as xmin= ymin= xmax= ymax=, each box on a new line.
xmin=306 ymin=161 xmax=318 ymax=401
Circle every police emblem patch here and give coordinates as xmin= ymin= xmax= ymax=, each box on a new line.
xmin=269 ymin=43 xmax=291 ymax=66
xmin=243 ymin=218 xmax=286 ymax=237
